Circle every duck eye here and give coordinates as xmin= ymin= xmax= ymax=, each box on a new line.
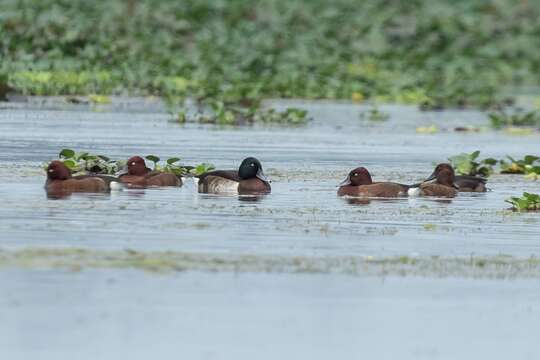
xmin=353 ymin=173 xmax=358 ymax=177
xmin=131 ymin=162 xmax=136 ymax=166
xmin=250 ymin=163 xmax=255 ymax=167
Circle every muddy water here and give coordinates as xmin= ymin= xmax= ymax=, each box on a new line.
xmin=1 ymin=100 xmax=540 ymax=359
xmin=0 ymin=101 xmax=539 ymax=257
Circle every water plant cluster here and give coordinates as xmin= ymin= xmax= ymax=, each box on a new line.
xmin=176 ymin=102 xmax=309 ymax=125
xmin=506 ymin=193 xmax=540 ymax=212
xmin=488 ymin=108 xmax=540 ymax=129
xmin=49 ymin=149 xmax=214 ymax=177
xmin=2 ymin=0 xmax=540 ymax=110
xmin=449 ymin=151 xmax=540 ymax=178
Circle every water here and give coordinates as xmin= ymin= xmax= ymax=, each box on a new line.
xmin=1 ymin=99 xmax=539 ymax=359
xmin=0 ymin=100 xmax=538 ymax=257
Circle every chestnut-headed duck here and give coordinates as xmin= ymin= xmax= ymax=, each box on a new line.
xmin=197 ymin=157 xmax=271 ymax=195
xmin=119 ymin=156 xmax=182 ymax=188
xmin=45 ymin=160 xmax=121 ymax=195
xmin=337 ymin=167 xmax=409 ymax=197
xmin=409 ymin=167 xmax=458 ymax=198
xmin=426 ymin=163 xmax=486 ymax=192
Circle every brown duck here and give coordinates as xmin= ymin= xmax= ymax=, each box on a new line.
xmin=119 ymin=156 xmax=182 ymax=188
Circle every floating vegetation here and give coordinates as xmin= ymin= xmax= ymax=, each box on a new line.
xmin=53 ymin=148 xmax=124 ymax=175
xmin=47 ymin=149 xmax=213 ymax=177
xmin=415 ymin=125 xmax=438 ymax=134
xmin=175 ymin=103 xmax=309 ymax=126
xmin=447 ymin=151 xmax=540 ymax=179
xmin=500 ymin=155 xmax=540 ymax=175
xmin=144 ymin=155 xmax=215 ymax=176
xmin=359 ymin=106 xmax=390 ymax=122
xmin=506 ymin=193 xmax=540 ymax=212
xmin=489 ymin=108 xmax=540 ymax=129
xmin=448 ymin=151 xmax=497 ymax=177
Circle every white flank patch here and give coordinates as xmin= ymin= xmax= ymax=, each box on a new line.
xmin=109 ymin=182 xmax=124 ymax=191
xmin=407 ymin=187 xmax=421 ymax=197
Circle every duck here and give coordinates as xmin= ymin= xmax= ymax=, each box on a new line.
xmin=408 ymin=167 xmax=458 ymax=198
xmin=119 ymin=156 xmax=182 ymax=188
xmin=45 ymin=160 xmax=121 ymax=195
xmin=197 ymin=157 xmax=271 ymax=194
xmin=426 ymin=163 xmax=486 ymax=192
xmin=337 ymin=167 xmax=409 ymax=197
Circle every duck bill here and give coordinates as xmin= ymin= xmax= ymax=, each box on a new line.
xmin=425 ymin=171 xmax=437 ymax=182
xmin=339 ymin=176 xmax=352 ymax=187
xmin=116 ymin=165 xmax=129 ymax=177
xmin=256 ymin=168 xmax=269 ymax=182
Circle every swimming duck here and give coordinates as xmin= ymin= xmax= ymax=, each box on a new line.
xmin=337 ymin=167 xmax=409 ymax=197
xmin=409 ymin=167 xmax=458 ymax=198
xmin=197 ymin=157 xmax=271 ymax=194
xmin=45 ymin=160 xmax=121 ymax=195
xmin=426 ymin=163 xmax=486 ymax=192
xmin=119 ymin=156 xmax=182 ymax=188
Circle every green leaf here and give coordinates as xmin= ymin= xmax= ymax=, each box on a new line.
xmin=63 ymin=159 xmax=77 ymax=169
xmin=524 ymin=155 xmax=539 ymax=165
xmin=145 ymin=155 xmax=160 ymax=163
xmin=482 ymin=158 xmax=498 ymax=165
xmin=167 ymin=157 xmax=181 ymax=165
xmin=59 ymin=149 xmax=75 ymax=159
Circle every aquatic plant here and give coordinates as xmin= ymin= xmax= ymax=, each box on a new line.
xmin=189 ymin=163 xmax=216 ymax=176
xmin=144 ymin=155 xmax=207 ymax=176
xmin=55 ymin=148 xmax=123 ymax=175
xmin=359 ymin=107 xmax=390 ymax=122
xmin=488 ymin=108 xmax=540 ymax=129
xmin=47 ymin=149 xmax=214 ymax=177
xmin=174 ymin=103 xmax=309 ymax=126
xmin=499 ymin=155 xmax=540 ymax=174
xmin=2 ymin=0 xmax=539 ymax=108
xmin=506 ymin=192 xmax=540 ymax=212
xmin=448 ymin=151 xmax=497 ymax=177
xmin=415 ymin=125 xmax=438 ymax=134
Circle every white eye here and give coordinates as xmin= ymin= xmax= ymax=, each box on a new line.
xmin=48 ymin=169 xmax=54 ymax=173
xmin=250 ymin=163 xmax=255 ymax=167
xmin=353 ymin=173 xmax=358 ymax=177
xmin=131 ymin=162 xmax=136 ymax=166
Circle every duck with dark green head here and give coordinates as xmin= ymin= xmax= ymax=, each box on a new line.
xmin=197 ymin=157 xmax=271 ymax=195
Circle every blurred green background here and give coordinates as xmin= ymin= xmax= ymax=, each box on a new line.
xmin=1 ymin=0 xmax=539 ymax=108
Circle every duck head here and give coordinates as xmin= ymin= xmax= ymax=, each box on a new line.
xmin=127 ymin=156 xmax=151 ymax=176
xmin=426 ymin=163 xmax=455 ymax=182
xmin=238 ymin=157 xmax=268 ymax=182
xmin=47 ymin=161 xmax=72 ymax=181
xmin=436 ymin=168 xmax=458 ymax=189
xmin=339 ymin=167 xmax=373 ymax=186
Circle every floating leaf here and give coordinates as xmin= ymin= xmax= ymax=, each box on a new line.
xmin=145 ymin=155 xmax=160 ymax=163
xmin=167 ymin=157 xmax=181 ymax=165
xmin=59 ymin=149 xmax=75 ymax=159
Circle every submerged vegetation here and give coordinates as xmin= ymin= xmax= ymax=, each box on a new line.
xmin=2 ymin=247 xmax=540 ymax=278
xmin=48 ymin=149 xmax=214 ymax=176
xmin=506 ymin=193 xmax=540 ymax=212
xmin=2 ymin=0 xmax=540 ymax=109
